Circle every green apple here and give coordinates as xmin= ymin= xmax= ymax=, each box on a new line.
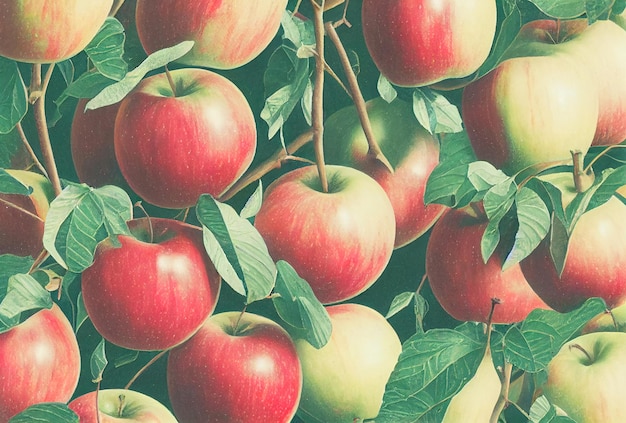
xmin=69 ymin=389 xmax=178 ymax=422
xmin=543 ymin=332 xmax=626 ymax=422
xmin=295 ymin=303 xmax=402 ymax=422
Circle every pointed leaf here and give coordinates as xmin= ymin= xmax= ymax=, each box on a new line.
xmin=0 ymin=169 xmax=32 ymax=195
xmin=240 ymin=181 xmax=263 ymax=219
xmin=528 ymin=0 xmax=586 ymax=18
xmin=90 ymin=338 xmax=108 ymax=383
xmin=377 ymin=74 xmax=398 ymax=103
xmin=481 ymin=178 xmax=516 ymax=262
xmin=386 ymin=292 xmax=415 ymax=319
xmin=84 ymin=17 xmax=128 ymax=81
xmin=0 ymin=255 xmax=34 ymax=294
xmin=0 ymin=274 xmax=53 ymax=333
xmin=414 ymin=294 xmax=429 ymax=334
xmin=0 ymin=57 xmax=27 ymax=134
xmin=9 ymin=403 xmax=78 ymax=423
xmin=412 ymin=88 xmax=463 ymax=135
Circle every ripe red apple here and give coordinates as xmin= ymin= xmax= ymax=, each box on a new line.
xmin=81 ymin=217 xmax=221 ymax=351
xmin=295 ymin=303 xmax=402 ymax=422
xmin=254 ymin=165 xmax=396 ymax=304
xmin=0 ymin=169 xmax=54 ymax=258
xmin=114 ymin=68 xmax=256 ymax=209
xmin=0 ymin=304 xmax=80 ymax=422
xmin=462 ymin=53 xmax=598 ymax=174
xmin=135 ymin=0 xmax=287 ymax=69
xmin=167 ymin=311 xmax=302 ymax=423
xmin=69 ymin=389 xmax=178 ymax=422
xmin=324 ymin=97 xmax=445 ymax=248
xmin=0 ymin=0 xmax=113 ymax=63
xmin=502 ymin=19 xmax=626 ymax=146
xmin=520 ymin=175 xmax=626 ymax=313
xmin=71 ymin=99 xmax=126 ymax=188
xmin=361 ymin=0 xmax=497 ymax=87
xmin=426 ymin=206 xmax=550 ymax=324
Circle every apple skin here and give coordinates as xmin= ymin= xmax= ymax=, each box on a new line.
xmin=543 ymin=332 xmax=626 ymax=422
xmin=0 ymin=304 xmax=80 ymax=422
xmin=361 ymin=0 xmax=497 ymax=87
xmin=167 ymin=311 xmax=302 ymax=423
xmin=520 ymin=174 xmax=626 ymax=313
xmin=295 ymin=303 xmax=402 ymax=422
xmin=254 ymin=165 xmax=396 ymax=304
xmin=0 ymin=169 xmax=54 ymax=258
xmin=0 ymin=0 xmax=113 ymax=63
xmin=426 ymin=207 xmax=550 ymax=324
xmin=583 ymin=302 xmax=626 ymax=334
xmin=81 ymin=217 xmax=221 ymax=351
xmin=324 ymin=97 xmax=446 ymax=248
xmin=135 ymin=0 xmax=287 ymax=69
xmin=114 ymin=68 xmax=256 ymax=209
xmin=502 ymin=19 xmax=626 ymax=146
xmin=69 ymin=389 xmax=178 ymax=423
xmin=71 ymin=99 xmax=126 ymax=188
xmin=462 ymin=53 xmax=598 ymax=175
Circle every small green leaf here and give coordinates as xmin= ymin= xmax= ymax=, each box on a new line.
xmin=301 ymin=79 xmax=313 ymax=126
xmin=86 ymin=40 xmax=194 ymax=110
xmin=414 ymin=294 xmax=429 ymax=334
xmin=475 ymin=6 xmax=522 ymax=78
xmin=90 ymin=338 xmax=108 ymax=383
xmin=272 ymin=261 xmax=332 ymax=349
xmin=0 ymin=255 xmax=34 ymax=294
xmin=412 ymin=88 xmax=463 ymax=135
xmin=196 ymin=195 xmax=276 ymax=304
xmin=503 ymin=298 xmax=606 ymax=373
xmin=8 ymin=403 xmax=79 ymax=423
xmin=529 ymin=396 xmax=577 ymax=423
xmin=385 ymin=292 xmax=415 ymax=319
xmin=75 ymin=292 xmax=89 ymax=334
xmin=549 ymin=213 xmax=570 ymax=277
xmin=0 ymin=274 xmax=53 ymax=333
xmin=528 ymin=0 xmax=586 ymax=18
xmin=586 ymin=0 xmax=614 ymax=23
xmin=113 ymin=349 xmax=140 ymax=368
xmin=84 ymin=17 xmax=128 ymax=81
xmin=481 ymin=178 xmax=517 ymax=262
xmin=0 ymin=128 xmax=33 ymax=169
xmin=0 ymin=169 xmax=32 ymax=195
xmin=280 ymin=11 xmax=315 ymax=51
xmin=240 ymin=181 xmax=263 ymax=219
xmin=377 ymin=74 xmax=397 ymax=103
xmin=0 ymin=57 xmax=27 ymax=134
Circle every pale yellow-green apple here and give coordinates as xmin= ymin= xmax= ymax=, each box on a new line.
xmin=167 ymin=312 xmax=302 ymax=423
xmin=426 ymin=206 xmax=550 ymax=324
xmin=135 ymin=0 xmax=287 ymax=69
xmin=71 ymin=99 xmax=126 ymax=188
xmin=254 ymin=165 xmax=396 ymax=304
xmin=295 ymin=303 xmax=402 ymax=422
xmin=0 ymin=169 xmax=54 ymax=258
xmin=0 ymin=0 xmax=113 ymax=63
xmin=543 ymin=332 xmax=626 ymax=422
xmin=114 ymin=68 xmax=256 ymax=209
xmin=362 ymin=0 xmax=497 ymax=87
xmin=0 ymin=304 xmax=80 ymax=421
xmin=81 ymin=218 xmax=221 ymax=351
xmin=324 ymin=97 xmax=445 ymax=248
xmin=462 ymin=53 xmax=598 ymax=174
xmin=501 ymin=19 xmax=626 ymax=146
xmin=69 ymin=389 xmax=178 ymax=423
xmin=520 ymin=175 xmax=626 ymax=312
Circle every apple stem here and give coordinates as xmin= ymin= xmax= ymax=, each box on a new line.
xmin=233 ymin=304 xmax=249 ymax=335
xmin=164 ymin=66 xmax=178 ymax=97
xmin=30 ymin=64 xmax=62 ymax=197
xmin=134 ymin=201 xmax=154 ymax=243
xmin=15 ymin=122 xmax=48 ymax=177
xmin=571 ymin=150 xmax=594 ymax=193
xmin=124 ymin=349 xmax=169 ymax=390
xmin=416 ymin=273 xmax=427 ymax=296
xmin=218 ymin=129 xmax=314 ymax=202
xmin=569 ymin=343 xmax=594 ymax=363
xmin=324 ymin=22 xmax=394 ymax=174
xmin=311 ymin=0 xmax=329 ymax=193
xmin=109 ymin=0 xmax=126 ymax=16
xmin=609 ymin=308 xmax=620 ymax=331
xmin=95 ymin=380 xmax=102 ymax=423
xmin=117 ymin=394 xmax=126 ymax=417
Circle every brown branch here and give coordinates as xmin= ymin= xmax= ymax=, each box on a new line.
xmin=311 ymin=0 xmax=328 ymax=192
xmin=324 ymin=22 xmax=393 ymax=173
xmin=218 ymin=129 xmax=314 ymax=202
xmin=124 ymin=350 xmax=169 ymax=390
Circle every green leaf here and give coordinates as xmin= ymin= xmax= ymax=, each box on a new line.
xmin=301 ymin=79 xmax=313 ymax=126
xmin=475 ymin=5 xmax=522 ymax=78
xmin=0 ymin=57 xmax=27 ymax=134
xmin=113 ymin=349 xmax=140 ymax=368
xmin=414 ymin=294 xmax=429 ymax=334
xmin=586 ymin=0 xmax=615 ymax=23
xmin=272 ymin=261 xmax=332 ymax=349
xmin=0 ymin=169 xmax=32 ymax=195
xmin=240 ymin=181 xmax=263 ymax=219
xmin=0 ymin=274 xmax=53 ymax=333
xmin=481 ymin=178 xmax=517 ymax=262
xmin=528 ymin=0 xmax=586 ymax=18
xmin=377 ymin=322 xmax=488 ymax=422
xmin=280 ymin=11 xmax=315 ymax=55
xmin=385 ymin=292 xmax=415 ymax=319
xmin=84 ymin=17 xmax=128 ymax=81
xmin=549 ymin=213 xmax=570 ymax=277
xmin=8 ymin=403 xmax=79 ymax=423
xmin=42 ymin=184 xmax=133 ymax=273
xmin=261 ymin=45 xmax=311 ymax=139
xmin=412 ymin=88 xmax=463 ymax=135
xmin=196 ymin=195 xmax=276 ymax=304
xmin=503 ymin=298 xmax=606 ymax=373
xmin=85 ymin=40 xmax=194 ymax=110
xmin=90 ymin=338 xmax=108 ymax=383
xmin=377 ymin=74 xmax=398 ymax=103
xmin=529 ymin=396 xmax=577 ymax=423
xmin=0 ymin=255 xmax=34 ymax=294
xmin=0 ymin=128 xmax=33 ymax=169
xmin=75 ymin=292 xmax=89 ymax=334
xmin=503 ymin=187 xmax=551 ymax=269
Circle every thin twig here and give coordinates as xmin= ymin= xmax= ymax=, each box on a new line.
xmin=15 ymin=122 xmax=47 ymax=177
xmin=124 ymin=350 xmax=169 ymax=390
xmin=490 ymin=361 xmax=513 ymax=422
xmin=311 ymin=0 xmax=328 ymax=193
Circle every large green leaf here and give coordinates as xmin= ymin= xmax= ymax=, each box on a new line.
xmin=0 ymin=274 xmax=53 ymax=333
xmin=84 ymin=17 xmax=127 ymax=81
xmin=0 ymin=58 xmax=27 ymax=134
xmin=9 ymin=403 xmax=78 ymax=423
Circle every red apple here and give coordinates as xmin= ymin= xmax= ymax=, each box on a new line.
xmin=426 ymin=206 xmax=550 ymax=324
xmin=69 ymin=389 xmax=178 ymax=422
xmin=114 ymin=68 xmax=256 ymax=209
xmin=501 ymin=19 xmax=626 ymax=146
xmin=462 ymin=53 xmax=598 ymax=174
xmin=254 ymin=165 xmax=396 ymax=304
xmin=0 ymin=169 xmax=54 ymax=258
xmin=324 ymin=97 xmax=445 ymax=248
xmin=0 ymin=0 xmax=113 ymax=63
xmin=135 ymin=0 xmax=287 ymax=69
xmin=520 ymin=174 xmax=626 ymax=313
xmin=361 ymin=0 xmax=497 ymax=87
xmin=81 ymin=217 xmax=221 ymax=351
xmin=0 ymin=304 xmax=80 ymax=422
xmin=71 ymin=99 xmax=126 ymax=188
xmin=295 ymin=303 xmax=402 ymax=422
xmin=167 ymin=311 xmax=302 ymax=423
